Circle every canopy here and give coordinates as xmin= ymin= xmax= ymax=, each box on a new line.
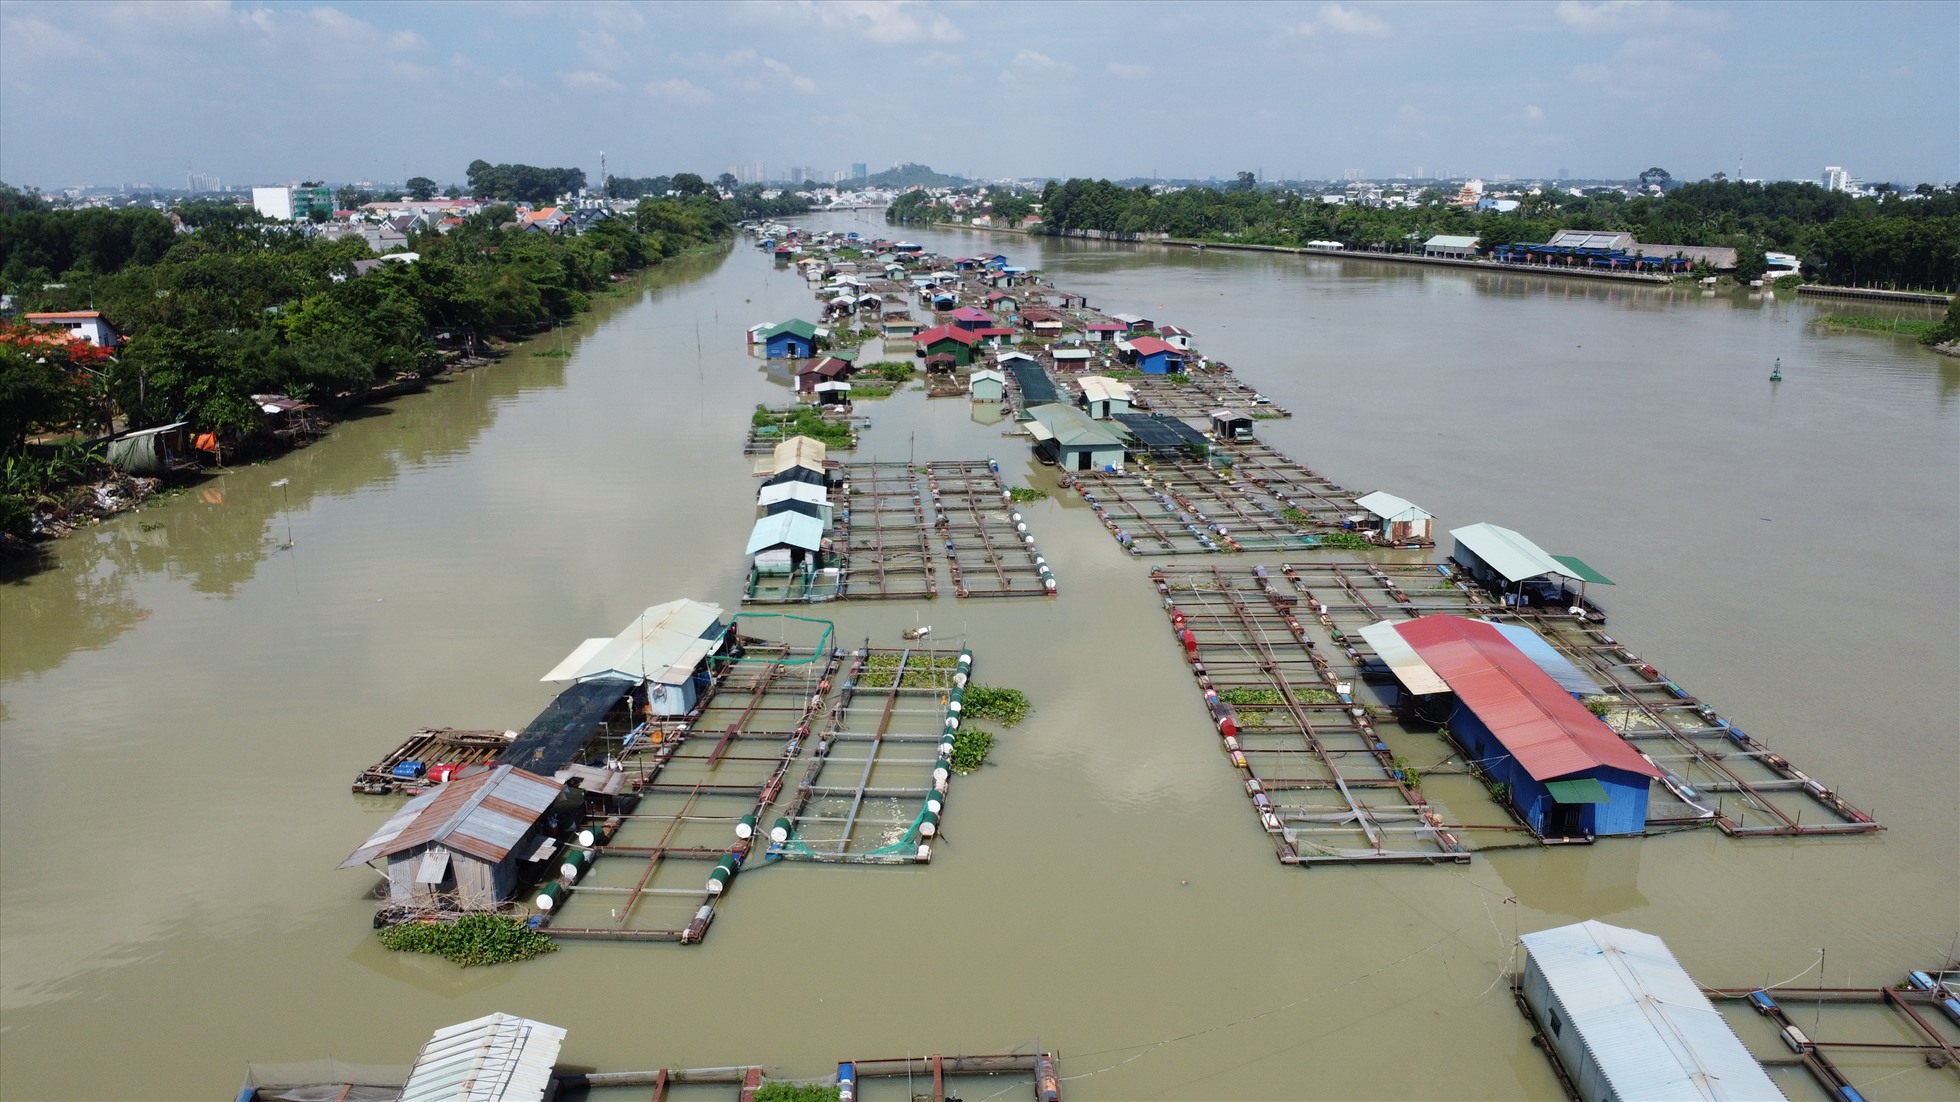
xmin=1551 ymin=554 xmax=1614 ymax=586
xmin=1353 ymin=490 xmax=1434 ymax=523
xmin=1450 ymin=522 xmax=1580 ymax=584
xmin=1357 ymin=620 xmax=1449 ymax=695
xmin=1544 ymin=778 xmax=1611 ymax=804
xmin=540 ymin=599 xmax=726 ymax=685
xmin=746 ymin=512 xmax=825 ymax=555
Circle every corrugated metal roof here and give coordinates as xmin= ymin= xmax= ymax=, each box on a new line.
xmin=1451 ymin=522 xmax=1581 ymax=584
xmin=757 ymin=480 xmax=828 ymax=507
xmin=1424 ymin=234 xmax=1480 ymax=249
xmin=772 ymin=435 xmax=826 ymax=475
xmin=399 ymin=1013 xmax=567 ymax=1102
xmin=1354 ymin=491 xmax=1434 ymax=523
xmin=1029 ymin=404 xmax=1124 ymax=448
xmin=1357 ymin=620 xmax=1450 ymax=695
xmin=1552 ymin=554 xmax=1615 ymax=585
xmin=1077 ymin=376 xmax=1134 ymax=403
xmin=340 ymin=766 xmax=563 ymax=867
xmin=1396 ymin=616 xmax=1659 ymax=782
xmin=746 ymin=512 xmax=825 ymax=555
xmin=1520 ymin=921 xmax=1784 ymax=1101
xmin=541 ymin=599 xmax=727 ymax=685
xmin=1485 ymin=622 xmax=1603 ymax=696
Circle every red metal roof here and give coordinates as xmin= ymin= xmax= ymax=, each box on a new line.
xmin=950 ymin=307 xmax=993 ymax=321
xmin=1127 ymin=336 xmax=1179 ymax=356
xmin=916 ymin=324 xmax=979 ymax=346
xmin=24 ymin=310 xmax=104 ymax=320
xmin=1086 ymin=322 xmax=1128 ymax=331
xmin=1394 ymin=616 xmax=1660 ymax=782
xmin=974 ymin=327 xmax=1016 ymax=337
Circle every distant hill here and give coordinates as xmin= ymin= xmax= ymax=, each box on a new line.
xmin=863 ymin=163 xmax=967 ymax=189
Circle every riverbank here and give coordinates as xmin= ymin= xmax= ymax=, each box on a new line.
xmin=925 ymin=221 xmax=1676 ymax=284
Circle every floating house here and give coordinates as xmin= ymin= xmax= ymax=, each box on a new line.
xmin=1159 ymin=324 xmax=1195 ymax=351
xmin=1027 ymin=404 xmax=1127 ymax=472
xmin=540 ymin=598 xmax=731 ymax=717
xmin=1517 ymin=921 xmax=1785 ymax=1102
xmin=916 ymin=324 xmax=981 ymax=367
xmin=771 ymin=435 xmax=829 ymax=481
xmin=968 ymin=368 xmax=1006 ymax=402
xmin=883 ymin=316 xmax=924 ymax=339
xmin=1123 ymin=336 xmax=1186 ymax=374
xmin=985 ymin=290 xmax=1019 ymax=312
xmin=795 ymin=356 xmax=853 ymax=395
xmin=758 ymin=478 xmax=832 ymax=526
xmin=1209 ymin=408 xmax=1254 ymax=441
xmin=746 ymin=512 xmax=828 ymax=577
xmin=1000 ymin=354 xmax=1059 ymax=408
xmin=1077 ymin=375 xmax=1135 ymax=420
xmin=1386 ymin=615 xmax=1660 ymax=837
xmin=1353 ymin=491 xmax=1435 ymax=544
xmin=948 ymin=306 xmax=993 ymax=332
xmin=1116 ymin=412 xmax=1210 ymax=459
xmin=1451 ymin=522 xmax=1613 ymax=608
xmin=400 ymin=1013 xmax=568 ymax=1102
xmin=759 ymin=319 xmax=820 ymax=359
xmin=1110 ymin=312 xmax=1152 ymax=331
xmin=1084 ymin=321 xmax=1129 ymax=342
xmin=339 ymin=764 xmax=568 ymax=911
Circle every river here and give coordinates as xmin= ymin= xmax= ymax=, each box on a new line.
xmin=2 ymin=215 xmax=1955 ymax=1100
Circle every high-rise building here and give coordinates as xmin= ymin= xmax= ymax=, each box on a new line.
xmin=851 ymin=162 xmax=867 ymax=180
xmin=1823 ymin=166 xmax=1851 ymax=192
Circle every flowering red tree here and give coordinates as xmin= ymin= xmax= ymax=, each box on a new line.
xmin=0 ymin=321 xmax=116 ymax=452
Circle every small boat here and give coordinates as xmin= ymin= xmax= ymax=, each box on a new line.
xmin=902 ymin=625 xmax=932 ymax=640
xmin=1770 ymin=357 xmax=1782 ymax=382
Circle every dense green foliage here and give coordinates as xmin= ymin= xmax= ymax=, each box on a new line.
xmin=856 ymin=652 xmax=960 ymax=689
xmin=1314 ymin=531 xmax=1374 ymax=550
xmin=752 ymin=1083 xmax=841 ymax=1102
xmin=752 ymin=405 xmax=854 ymax=448
xmin=1818 ymin=315 xmax=1939 ymax=340
xmin=1020 ymin=178 xmax=1960 ymax=290
xmin=962 ymin=684 xmax=1028 ymax=725
xmin=465 ymin=159 xmax=586 ymax=205
xmin=377 ymin=914 xmax=558 ymax=967
xmin=949 ymin=726 xmax=994 ymax=773
xmin=866 ymin=360 xmax=914 ymax=383
xmin=1923 ymin=296 xmax=1960 ymax=347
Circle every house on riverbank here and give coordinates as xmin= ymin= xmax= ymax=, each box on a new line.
xmin=339 ymin=764 xmax=568 ymax=911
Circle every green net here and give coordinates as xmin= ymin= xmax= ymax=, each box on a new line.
xmin=718 ymin=613 xmax=835 ymax=666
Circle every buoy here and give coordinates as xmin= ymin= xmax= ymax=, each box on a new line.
xmin=559 ymin=847 xmax=594 ymax=881
xmin=735 ymin=814 xmax=758 ymax=841
xmin=535 ymin=881 xmax=564 ymax=911
xmin=770 ymin=817 xmax=792 ymax=844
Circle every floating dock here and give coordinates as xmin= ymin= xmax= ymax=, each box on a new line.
xmin=834 ymin=461 xmax=939 ymax=601
xmin=560 ymin=1049 xmax=1062 ymax=1101
xmin=771 ymin=644 xmax=970 ymax=863
xmin=1277 ymin=559 xmax=1881 ymax=839
xmin=1153 ymin=564 xmax=1471 ymax=864
xmin=927 ymin=459 xmax=1056 ymax=596
xmin=1129 ymin=372 xmax=1291 ymax=419
xmin=1706 ymin=969 xmax=1960 ymax=1099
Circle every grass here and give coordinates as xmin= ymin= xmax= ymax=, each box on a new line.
xmin=751 ymin=405 xmax=854 ymax=447
xmin=962 ymin=684 xmax=1029 ymax=725
xmin=1007 ymin=485 xmax=1048 ymax=502
xmin=1818 ymin=315 xmax=1939 ymax=340
xmin=950 ymin=727 xmax=994 ymax=772
xmin=378 ymin=914 xmax=557 ymax=967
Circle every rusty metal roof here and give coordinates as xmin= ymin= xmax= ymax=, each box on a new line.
xmin=340 ymin=765 xmax=563 ymax=868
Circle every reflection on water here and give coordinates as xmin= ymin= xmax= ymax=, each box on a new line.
xmin=2 ymin=222 xmax=1953 ymax=1101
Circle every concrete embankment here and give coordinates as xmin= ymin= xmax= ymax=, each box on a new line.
xmin=1796 ymin=284 xmax=1952 ymax=306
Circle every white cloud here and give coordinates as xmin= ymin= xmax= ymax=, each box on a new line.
xmin=1317 ymin=3 xmax=1389 ymax=36
xmin=802 ymin=0 xmax=962 ymax=44
xmin=578 ymin=29 xmax=626 ymax=69
xmin=1555 ymin=1 xmax=1723 ymax=34
xmin=562 ymin=70 xmax=624 ymax=93
xmin=1525 ymin=104 xmax=1545 ymax=121
xmin=762 ymin=56 xmax=819 ymax=93
xmin=1107 ymin=61 xmax=1149 ymax=79
xmin=645 ymin=77 xmax=715 ymax=106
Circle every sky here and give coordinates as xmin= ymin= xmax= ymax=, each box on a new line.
xmin=2 ymin=0 xmax=1955 ymax=190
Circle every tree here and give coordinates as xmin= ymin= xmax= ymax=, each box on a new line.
xmin=715 ymin=172 xmax=739 ymax=193
xmin=405 ymin=176 xmax=438 ymax=201
xmin=670 ymin=173 xmax=712 ymax=197
xmin=335 ymin=186 xmax=375 ymax=210
xmin=1733 ymin=245 xmax=1769 ymax=283
xmin=1230 ymin=171 xmax=1257 ymax=192
xmin=1637 ymin=167 xmax=1673 ymax=189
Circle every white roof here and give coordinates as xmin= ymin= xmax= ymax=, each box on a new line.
xmin=1077 ymin=375 xmax=1134 ymax=403
xmin=1111 ymin=312 xmax=1148 ymax=325
xmin=399 ymin=1013 xmax=567 ymax=1102
xmin=757 ymin=480 xmax=828 ymax=507
xmin=772 ymin=435 xmax=827 ymax=474
xmin=1520 ymin=921 xmax=1784 ymax=1101
xmin=1052 ymin=348 xmax=1092 ymax=361
xmin=746 ymin=512 xmax=825 ymax=555
xmin=1354 ymin=491 xmax=1434 ymax=523
xmin=1451 ymin=522 xmax=1579 ymax=584
xmin=541 ymin=599 xmax=726 ymax=685
xmin=996 ymin=351 xmax=1038 ymax=365
xmin=1357 ymin=621 xmax=1450 ymax=695
xmin=1424 ymin=234 xmax=1480 ymax=249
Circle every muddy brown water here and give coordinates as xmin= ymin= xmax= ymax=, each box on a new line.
xmin=3 ymin=217 xmax=1955 ymax=1100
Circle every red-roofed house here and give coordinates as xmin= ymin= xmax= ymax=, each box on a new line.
xmin=1124 ymin=336 xmax=1186 ymax=375
xmin=915 ymin=324 xmax=980 ymax=366
xmin=948 ymin=306 xmax=994 ymax=332
xmin=1393 ymin=616 xmax=1660 ymax=838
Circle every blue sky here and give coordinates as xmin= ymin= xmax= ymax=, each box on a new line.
xmin=2 ymin=0 xmax=1954 ymax=189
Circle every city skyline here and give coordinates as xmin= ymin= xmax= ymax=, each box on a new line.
xmin=2 ymin=1 xmax=1955 ymax=190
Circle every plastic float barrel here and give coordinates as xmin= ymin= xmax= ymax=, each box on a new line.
xmin=927 ymin=794 xmax=944 ymax=815
xmin=1037 ymin=1055 xmax=1060 ymax=1102
xmin=1180 ymin=629 xmax=1199 ymax=654
xmin=770 ymin=817 xmax=792 ymax=844
xmin=559 ymin=847 xmax=594 ymax=881
xmin=735 ymin=813 xmax=758 ymax=841
xmin=706 ymin=854 xmax=740 ymax=895
xmin=1231 ymin=750 xmax=1249 ymax=769
xmin=839 ymin=1063 xmax=856 ymax=1102
xmin=919 ymin=810 xmax=939 ymax=837
xmin=933 ymin=758 xmax=951 ymax=783
xmin=1245 ymin=777 xmax=1263 ymax=795
xmin=957 ymin=651 xmax=973 ymax=669
xmin=916 ymin=844 xmax=932 ymax=862
xmin=1045 ymin=577 xmax=1057 ymax=593
xmin=535 ymin=881 xmax=565 ymax=912
xmin=1222 ymin=734 xmax=1239 ymax=751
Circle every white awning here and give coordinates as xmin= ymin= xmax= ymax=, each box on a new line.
xmin=541 ymin=600 xmax=726 ymax=685
xmin=1357 ymin=621 xmax=1450 ymax=696
xmin=1354 ymin=490 xmax=1434 ymax=523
